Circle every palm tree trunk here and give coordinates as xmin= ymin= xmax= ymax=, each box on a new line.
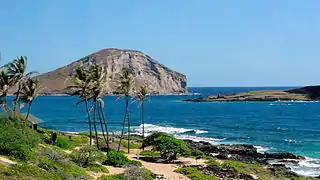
xmin=142 ymin=101 xmax=145 ymax=150
xmin=127 ymin=106 xmax=130 ymax=154
xmin=84 ymin=98 xmax=93 ymax=145
xmin=93 ymin=101 xmax=99 ymax=149
xmin=117 ymin=96 xmax=128 ymax=151
xmin=99 ymin=102 xmax=110 ymax=155
xmin=25 ymin=101 xmax=32 ymax=121
xmin=97 ymin=101 xmax=108 ymax=146
xmin=142 ymin=101 xmax=145 ymax=139
xmin=14 ymin=82 xmax=21 ymax=114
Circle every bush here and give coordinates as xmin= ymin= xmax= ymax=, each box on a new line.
xmin=36 ymin=147 xmax=89 ymax=179
xmin=70 ymin=145 xmax=106 ymax=167
xmin=86 ymin=163 xmax=109 ymax=173
xmin=174 ymin=167 xmax=217 ymax=180
xmin=0 ymin=116 xmax=42 ymax=161
xmin=141 ymin=132 xmax=191 ymax=160
xmin=123 ymin=166 xmax=155 ymax=180
xmin=0 ymin=164 xmax=60 ymax=180
xmin=103 ymin=151 xmax=142 ymax=167
xmin=56 ymin=136 xmax=72 ymax=149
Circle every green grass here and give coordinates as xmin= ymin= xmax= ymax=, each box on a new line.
xmin=115 ymin=140 xmax=140 ymax=149
xmin=56 ymin=136 xmax=73 ymax=149
xmin=174 ymin=167 xmax=217 ymax=180
xmin=103 ymin=151 xmax=142 ymax=167
xmin=140 ymin=150 xmax=160 ymax=157
xmin=65 ymin=135 xmax=89 ymax=145
xmin=99 ymin=174 xmax=125 ymax=180
xmin=206 ymin=159 xmax=221 ymax=166
xmin=87 ymin=163 xmax=109 ymax=173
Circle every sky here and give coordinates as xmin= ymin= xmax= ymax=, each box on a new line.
xmin=0 ymin=0 xmax=319 ymax=87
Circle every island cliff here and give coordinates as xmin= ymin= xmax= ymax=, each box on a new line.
xmin=184 ymin=86 xmax=320 ymax=102
xmin=36 ymin=48 xmax=187 ymax=95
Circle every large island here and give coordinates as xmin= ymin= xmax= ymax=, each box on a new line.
xmin=184 ymin=86 xmax=320 ymax=102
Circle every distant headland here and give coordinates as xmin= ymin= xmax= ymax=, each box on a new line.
xmin=184 ymin=86 xmax=320 ymax=102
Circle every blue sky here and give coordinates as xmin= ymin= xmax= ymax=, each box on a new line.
xmin=0 ymin=0 xmax=319 ymax=87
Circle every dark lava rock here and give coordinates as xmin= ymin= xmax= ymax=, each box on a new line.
xmin=184 ymin=140 xmax=303 ymax=164
xmin=187 ymin=165 xmax=254 ymax=180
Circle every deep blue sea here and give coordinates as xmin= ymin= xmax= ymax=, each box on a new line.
xmin=30 ymin=87 xmax=320 ymax=176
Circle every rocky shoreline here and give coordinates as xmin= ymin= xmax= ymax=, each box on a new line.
xmin=183 ymin=140 xmax=320 ymax=179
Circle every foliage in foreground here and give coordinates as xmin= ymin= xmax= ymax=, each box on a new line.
xmin=86 ymin=163 xmax=109 ymax=173
xmin=174 ymin=167 xmax=217 ymax=180
xmin=70 ymin=145 xmax=107 ymax=167
xmin=56 ymin=136 xmax=73 ymax=149
xmin=140 ymin=132 xmax=191 ymax=160
xmin=103 ymin=150 xmax=142 ymax=167
xmin=0 ymin=116 xmax=42 ymax=161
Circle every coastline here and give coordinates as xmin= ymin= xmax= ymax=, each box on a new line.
xmin=56 ymin=128 xmax=320 ymax=177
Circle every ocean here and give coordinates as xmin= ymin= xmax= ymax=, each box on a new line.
xmin=31 ymin=87 xmax=320 ymax=177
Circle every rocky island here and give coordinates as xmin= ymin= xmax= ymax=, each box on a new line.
xmin=36 ymin=48 xmax=187 ymax=95
xmin=184 ymin=86 xmax=320 ymax=102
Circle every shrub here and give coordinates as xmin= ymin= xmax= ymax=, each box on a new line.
xmin=123 ymin=166 xmax=155 ymax=180
xmin=103 ymin=151 xmax=142 ymax=167
xmin=56 ymin=136 xmax=72 ymax=149
xmin=0 ymin=116 xmax=42 ymax=161
xmin=63 ymin=161 xmax=89 ymax=178
xmin=141 ymin=132 xmax=191 ymax=160
xmin=1 ymin=164 xmax=60 ymax=180
xmin=70 ymin=145 xmax=106 ymax=167
xmin=174 ymin=167 xmax=217 ymax=180
xmin=86 ymin=163 xmax=109 ymax=173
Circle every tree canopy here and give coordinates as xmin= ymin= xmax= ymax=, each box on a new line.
xmin=140 ymin=132 xmax=191 ymax=160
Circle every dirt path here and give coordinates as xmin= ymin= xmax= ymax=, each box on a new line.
xmin=126 ymin=153 xmax=206 ymax=180
xmin=0 ymin=156 xmax=16 ymax=166
xmin=103 ymin=165 xmax=125 ymax=175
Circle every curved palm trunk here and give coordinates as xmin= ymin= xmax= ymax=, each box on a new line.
xmin=141 ymin=101 xmax=145 ymax=150
xmin=117 ymin=95 xmax=129 ymax=151
xmin=127 ymin=107 xmax=130 ymax=154
xmin=84 ymin=98 xmax=93 ymax=145
xmin=93 ymin=101 xmax=99 ymax=149
xmin=97 ymin=101 xmax=108 ymax=147
xmin=99 ymin=102 xmax=110 ymax=155
xmin=25 ymin=101 xmax=32 ymax=121
xmin=14 ymin=83 xmax=21 ymax=114
xmin=142 ymin=101 xmax=145 ymax=139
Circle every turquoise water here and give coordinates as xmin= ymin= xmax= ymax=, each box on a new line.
xmin=30 ymin=87 xmax=320 ymax=176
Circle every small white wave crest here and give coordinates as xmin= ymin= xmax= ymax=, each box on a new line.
xmin=175 ymin=134 xmax=226 ymax=145
xmin=254 ymin=146 xmax=270 ymax=154
xmin=270 ymin=156 xmax=320 ymax=177
xmin=134 ymin=124 xmax=208 ymax=136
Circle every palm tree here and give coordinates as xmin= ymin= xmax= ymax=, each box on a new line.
xmin=7 ymin=56 xmax=37 ymax=114
xmin=18 ymin=78 xmax=40 ymax=120
xmin=115 ymin=67 xmax=134 ymax=153
xmin=0 ymin=67 xmax=14 ymax=111
xmin=135 ymin=85 xmax=149 ymax=140
xmin=68 ymin=64 xmax=94 ymax=145
xmin=89 ymin=64 xmax=109 ymax=151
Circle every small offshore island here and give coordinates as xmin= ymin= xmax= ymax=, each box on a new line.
xmin=184 ymin=86 xmax=320 ymax=102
